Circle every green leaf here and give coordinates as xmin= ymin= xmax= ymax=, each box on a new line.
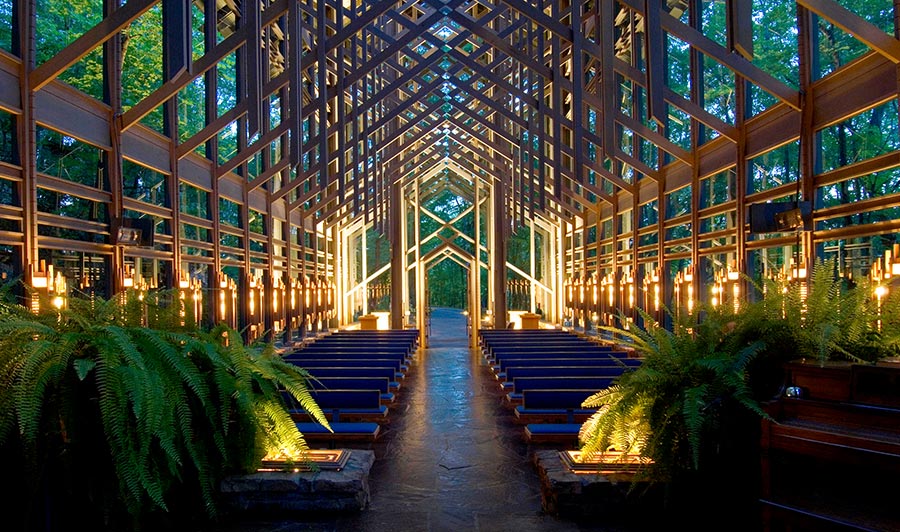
xmin=74 ymin=358 xmax=96 ymax=380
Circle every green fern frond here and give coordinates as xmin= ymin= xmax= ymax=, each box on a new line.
xmin=682 ymin=384 xmax=709 ymax=470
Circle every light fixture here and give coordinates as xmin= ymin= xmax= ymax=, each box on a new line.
xmin=559 ymin=450 xmax=653 ymax=475
xmin=30 ymin=260 xmax=50 ymax=289
xmin=121 ymin=265 xmax=138 ymax=289
xmin=674 ymin=265 xmax=694 ymax=316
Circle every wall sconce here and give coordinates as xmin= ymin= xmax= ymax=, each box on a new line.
xmin=870 ymin=250 xmax=897 ymax=332
xmin=674 ymin=265 xmax=694 ymax=316
xmin=218 ymin=274 xmax=237 ymax=326
xmin=30 ymin=260 xmax=50 ymax=289
xmin=624 ymin=270 xmax=634 ymax=311
xmin=30 ymin=261 xmax=68 ymax=312
xmin=872 ymin=245 xmax=900 ymax=281
xmin=273 ymin=277 xmax=284 ymax=314
xmin=178 ymin=272 xmax=202 ymax=325
xmin=304 ymin=276 xmax=312 ymax=308
xmin=121 ymin=264 xmax=141 ymax=291
xmin=327 ymin=280 xmax=335 ymax=307
xmin=644 ymin=267 xmax=660 ymax=313
xmin=599 ymin=272 xmax=615 ymax=325
xmin=577 ymin=277 xmax=584 ymax=304
xmin=290 ymin=277 xmax=299 ymax=312
xmin=248 ymin=274 xmax=266 ymax=320
xmin=788 ymin=260 xmax=807 ymax=281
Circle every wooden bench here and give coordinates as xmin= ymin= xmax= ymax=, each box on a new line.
xmin=309 ymin=376 xmax=396 ymax=404
xmin=285 ymin=389 xmax=388 ymax=423
xmin=295 ymin=421 xmax=381 ymax=445
xmin=305 ymin=366 xmax=401 ymax=390
xmin=491 ymin=356 xmax=641 ymax=376
xmin=500 ymin=364 xmax=636 ymax=383
xmin=299 ymin=342 xmax=415 ymax=352
xmin=505 ymin=376 xmax=617 ymax=404
xmin=286 ymin=358 xmax=408 ymax=376
xmin=485 ymin=348 xmax=621 ymax=363
xmin=484 ymin=340 xmax=611 ymax=350
xmin=286 ymin=349 xmax=411 ymax=360
xmin=514 ymin=389 xmax=599 ymax=425
xmin=488 ymin=351 xmax=630 ymax=365
xmin=524 ymin=423 xmax=582 ymax=446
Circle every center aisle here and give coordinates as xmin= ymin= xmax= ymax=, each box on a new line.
xmin=338 ymin=307 xmax=576 ymax=531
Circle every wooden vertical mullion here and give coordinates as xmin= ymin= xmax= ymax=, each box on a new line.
xmin=351 ymin=33 xmax=361 ymax=216
xmin=390 ymin=179 xmax=403 ymax=328
xmin=734 ymin=72 xmax=748 ymax=286
xmin=551 ymin=2 xmax=563 ymax=205
xmin=362 ymin=33 xmax=371 ymax=225
xmin=317 ymin=0 xmax=328 ymax=192
xmin=337 ymin=41 xmax=347 ymax=203
xmin=289 ymin=0 xmax=302 ymax=169
xmin=797 ymin=4 xmax=816 ymax=267
xmin=202 ymin=3 xmax=221 ymax=309
xmin=19 ymin=0 xmax=38 ymax=278
xmin=572 ymin=0 xmax=585 ymax=187
xmin=245 ymin=0 xmax=263 ymax=136
xmin=106 ymin=0 xmax=125 ymax=294
xmin=536 ymin=12 xmax=548 ymax=208
xmin=599 ymin=0 xmax=615 ymax=168
xmin=688 ymin=0 xmax=700 ymax=308
xmin=644 ymin=0 xmax=665 ymax=127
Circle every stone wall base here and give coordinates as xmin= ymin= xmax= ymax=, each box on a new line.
xmin=220 ymin=450 xmax=375 ymax=514
xmin=532 ymin=450 xmax=662 ymax=522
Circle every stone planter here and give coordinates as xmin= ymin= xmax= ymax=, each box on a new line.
xmin=219 ymin=450 xmax=375 ymax=514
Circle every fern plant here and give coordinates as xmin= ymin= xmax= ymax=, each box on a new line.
xmin=759 ymin=258 xmax=886 ymax=364
xmin=0 ymin=286 xmax=329 ymax=530
xmin=578 ymin=303 xmax=768 ymax=485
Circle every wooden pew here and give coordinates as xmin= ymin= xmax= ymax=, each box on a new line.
xmin=309 ymin=376 xmax=396 ymax=404
xmin=491 ymin=356 xmax=641 ymax=377
xmin=305 ymin=366 xmax=401 ymax=390
xmin=505 ymin=376 xmax=617 ymax=405
xmin=500 ymin=365 xmax=636 ymax=383
xmin=515 ymin=389 xmax=598 ymax=426
xmin=285 ymin=354 xmax=410 ymax=371
xmin=285 ymin=389 xmax=388 ymax=423
xmin=286 ymin=358 xmax=407 ymax=379
xmin=295 ymin=421 xmax=381 ymax=445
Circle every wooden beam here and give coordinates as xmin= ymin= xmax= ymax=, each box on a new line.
xmin=798 ymin=0 xmax=900 ymax=64
xmin=120 ymin=1 xmax=289 ymax=132
xmin=644 ymin=0 xmax=665 ymax=126
xmin=659 ymin=11 xmax=801 ymax=110
xmin=726 ymin=0 xmax=753 ymax=60
xmin=30 ymin=0 xmax=157 ymax=92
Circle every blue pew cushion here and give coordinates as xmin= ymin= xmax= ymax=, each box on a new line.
xmin=525 ymin=423 xmax=581 ymax=436
xmin=296 ymin=422 xmax=380 ymax=439
xmin=515 ymin=406 xmax=595 ymax=417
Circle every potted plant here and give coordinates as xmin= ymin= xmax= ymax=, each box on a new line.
xmin=577 ymin=300 xmax=779 ymax=527
xmin=759 ymin=258 xmax=898 ymax=401
xmin=0 ymin=286 xmax=329 ymax=530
